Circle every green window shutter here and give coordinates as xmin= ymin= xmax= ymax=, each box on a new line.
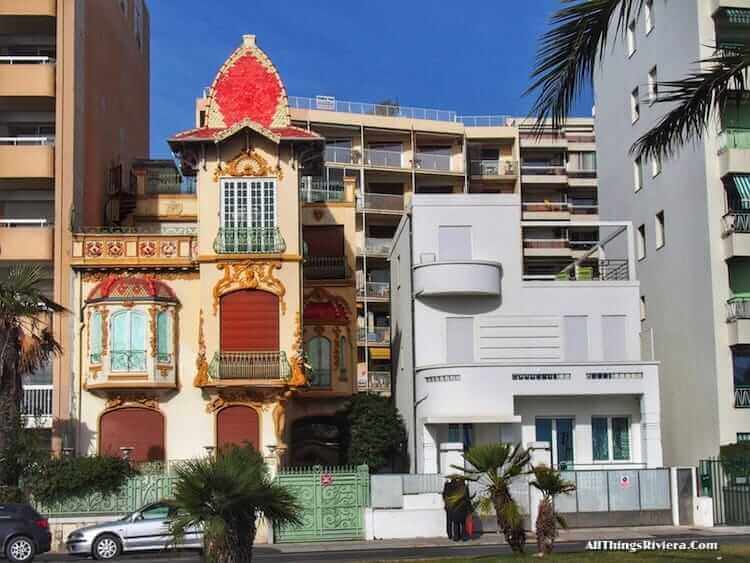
xmin=592 ymin=417 xmax=609 ymax=461
xmin=157 ymin=311 xmax=170 ymax=362
xmin=612 ymin=417 xmax=631 ymax=460
xmin=90 ymin=311 xmax=102 ymax=362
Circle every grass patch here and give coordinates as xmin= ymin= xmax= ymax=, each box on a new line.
xmin=376 ymin=542 xmax=747 ymax=562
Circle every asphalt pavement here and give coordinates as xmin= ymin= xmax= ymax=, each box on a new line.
xmin=35 ymin=531 xmax=750 ymax=562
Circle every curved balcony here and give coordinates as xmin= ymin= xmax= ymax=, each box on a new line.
xmin=413 ymin=260 xmax=501 ymax=298
xmin=208 ymin=351 xmax=291 ymax=384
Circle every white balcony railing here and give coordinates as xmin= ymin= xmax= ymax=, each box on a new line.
xmin=457 ymin=115 xmax=513 ymax=127
xmin=22 ymin=384 xmax=53 ymax=428
xmin=471 ymin=160 xmax=518 ymax=177
xmin=0 ymin=56 xmax=55 ymax=65
xmin=358 ymin=281 xmax=390 ymax=299
xmin=300 ymin=176 xmax=345 ymax=203
xmin=0 ymin=218 xmax=50 ymax=228
xmin=288 ymin=95 xmax=457 ymax=122
xmin=363 ymin=148 xmax=404 ymax=168
xmin=728 ymin=298 xmax=750 ymax=322
xmin=360 ymin=237 xmax=393 ymax=256
xmin=324 ymin=145 xmax=359 ymax=165
xmin=0 ymin=136 xmax=55 ymax=146
xmin=365 ymin=371 xmax=392 ymax=395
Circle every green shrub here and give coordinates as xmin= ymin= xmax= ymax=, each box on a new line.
xmin=27 ymin=455 xmax=136 ymax=505
xmin=719 ymin=443 xmax=750 ymax=481
xmin=339 ymin=393 xmax=407 ymax=472
xmin=0 ymin=486 xmax=26 ymax=503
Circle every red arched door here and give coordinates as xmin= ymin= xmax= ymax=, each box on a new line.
xmin=220 ymin=290 xmax=279 ymax=351
xmin=100 ymin=407 xmax=165 ymax=462
xmin=216 ymin=405 xmax=260 ymax=451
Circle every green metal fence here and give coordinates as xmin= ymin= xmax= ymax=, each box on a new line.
xmin=699 ymin=458 xmax=750 ymax=525
xmin=274 ymin=465 xmax=370 ymax=543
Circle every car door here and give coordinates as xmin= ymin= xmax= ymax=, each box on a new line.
xmin=122 ymin=503 xmax=171 ymax=551
xmin=168 ymin=507 xmax=203 ymax=549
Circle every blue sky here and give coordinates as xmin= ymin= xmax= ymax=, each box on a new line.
xmin=148 ymin=0 xmax=594 ymax=158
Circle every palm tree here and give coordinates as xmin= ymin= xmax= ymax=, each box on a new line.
xmin=526 ymin=0 xmax=750 ymax=161
xmin=530 ymin=465 xmax=576 ymax=556
xmin=0 ymin=265 xmax=62 ymax=449
xmin=170 ymin=445 xmax=301 ymax=563
xmin=450 ymin=443 xmax=531 ymax=553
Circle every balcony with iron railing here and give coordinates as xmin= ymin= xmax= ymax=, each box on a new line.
xmin=718 ymin=128 xmax=750 ymax=177
xmin=357 ymin=281 xmax=390 ymax=300
xmin=300 ymin=176 xmax=346 ymax=203
xmin=0 ymin=56 xmax=56 ymax=98
xmin=521 ymin=163 xmax=567 ymax=177
xmin=470 ymin=160 xmax=518 ymax=178
xmin=721 ymin=212 xmax=750 ymax=258
xmin=289 ymin=95 xmax=458 ymax=122
xmin=22 ymin=384 xmax=53 ymax=429
xmin=358 ymin=326 xmax=391 ymax=346
xmin=719 ymin=128 xmax=750 ymax=151
xmin=304 ymin=256 xmax=349 ymax=280
xmin=324 ymin=145 xmax=360 ymax=165
xmin=413 ymin=152 xmax=455 ymax=172
xmin=358 ymin=237 xmax=393 ymax=257
xmin=528 ymin=259 xmax=629 ymax=282
xmin=736 ymin=386 xmax=750 ymax=408
xmin=145 ymin=169 xmax=196 ymax=195
xmin=356 ymin=192 xmax=404 ymax=214
xmin=214 ymin=226 xmax=286 ymax=254
xmin=360 ymin=371 xmax=391 ymax=395
xmin=208 ymin=351 xmax=291 ymax=382
xmin=363 ymin=147 xmax=406 ymax=169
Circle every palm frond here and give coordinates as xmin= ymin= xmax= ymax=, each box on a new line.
xmin=527 ymin=0 xmax=645 ymax=129
xmin=555 ymin=512 xmax=569 ymax=530
xmin=631 ymin=48 xmax=750 ymax=160
xmin=530 ymin=465 xmax=577 ymax=497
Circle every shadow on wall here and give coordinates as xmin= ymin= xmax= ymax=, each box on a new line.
xmin=416 ymin=266 xmax=503 ymax=315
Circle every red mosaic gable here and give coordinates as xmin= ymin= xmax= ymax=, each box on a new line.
xmin=304 ymin=302 xmax=350 ymax=323
xmin=87 ymin=276 xmax=177 ymax=302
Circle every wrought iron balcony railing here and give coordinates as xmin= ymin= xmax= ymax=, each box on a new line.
xmin=214 ymin=226 xmax=286 ymax=254
xmin=719 ymin=128 xmax=750 ymax=151
xmin=111 ymin=350 xmax=147 ymax=372
xmin=735 ymin=386 xmax=750 ymax=408
xmin=727 ymin=297 xmax=750 ymax=322
xmin=300 ymin=176 xmax=345 ymax=203
xmin=209 ymin=351 xmax=291 ymax=381
xmin=304 ymin=256 xmax=348 ymax=280
xmin=367 ymin=371 xmax=392 ymax=395
xmin=723 ymin=212 xmax=750 ymax=235
xmin=357 ymin=281 xmax=390 ymax=299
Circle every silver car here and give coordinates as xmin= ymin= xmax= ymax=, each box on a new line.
xmin=65 ymin=501 xmax=202 ymax=560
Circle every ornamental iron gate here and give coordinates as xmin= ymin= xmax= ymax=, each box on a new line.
xmin=274 ymin=465 xmax=370 ymax=543
xmin=700 ymin=458 xmax=750 ymax=525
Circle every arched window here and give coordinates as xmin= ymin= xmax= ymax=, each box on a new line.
xmin=306 ymin=336 xmax=331 ymax=388
xmin=157 ymin=311 xmax=171 ymax=363
xmin=110 ymin=310 xmax=147 ymax=372
xmin=339 ymin=335 xmax=347 ymax=381
xmin=90 ymin=311 xmax=102 ymax=364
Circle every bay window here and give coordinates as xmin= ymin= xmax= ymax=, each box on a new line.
xmin=111 ymin=310 xmax=147 ymax=372
xmin=217 ymin=178 xmax=283 ymax=253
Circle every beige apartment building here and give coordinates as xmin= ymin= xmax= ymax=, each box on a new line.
xmin=270 ymin=99 xmax=600 ymax=389
xmin=0 ymin=0 xmax=150 ymax=449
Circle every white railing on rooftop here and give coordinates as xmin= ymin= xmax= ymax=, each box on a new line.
xmin=0 ymin=136 xmax=54 ymax=146
xmin=0 ymin=218 xmax=50 ymax=228
xmin=457 ymin=115 xmax=513 ymax=127
xmin=289 ymin=95 xmax=457 ymax=122
xmin=0 ymin=56 xmax=55 ymax=64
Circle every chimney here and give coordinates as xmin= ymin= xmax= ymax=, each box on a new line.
xmin=242 ymin=34 xmax=256 ymax=47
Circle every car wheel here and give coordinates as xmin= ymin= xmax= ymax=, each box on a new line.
xmin=92 ymin=534 xmax=121 ymax=561
xmin=5 ymin=535 xmax=35 ymax=563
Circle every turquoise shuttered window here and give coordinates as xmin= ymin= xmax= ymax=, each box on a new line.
xmin=110 ymin=310 xmax=147 ymax=372
xmin=90 ymin=311 xmax=102 ymax=364
xmin=157 ymin=311 xmax=171 ymax=363
xmin=592 ymin=417 xmax=610 ymax=461
xmin=612 ymin=417 xmax=631 ymax=460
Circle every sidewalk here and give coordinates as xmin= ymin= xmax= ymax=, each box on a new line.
xmin=257 ymin=525 xmax=750 ymax=554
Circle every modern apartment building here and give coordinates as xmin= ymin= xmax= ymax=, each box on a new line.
xmin=0 ymin=0 xmax=150 ymax=448
xmin=594 ymin=0 xmax=750 ymax=465
xmin=390 ymin=194 xmax=662 ymax=474
xmin=278 ymin=98 xmax=599 ymax=395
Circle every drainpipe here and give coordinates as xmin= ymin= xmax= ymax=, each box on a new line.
xmin=76 ymin=270 xmax=83 ymax=454
xmin=360 ymin=125 xmax=369 ymax=388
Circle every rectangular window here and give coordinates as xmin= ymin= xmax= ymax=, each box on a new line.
xmin=645 ymin=0 xmax=654 ymax=34
xmin=110 ymin=311 xmax=147 ymax=372
xmin=648 ymin=66 xmax=658 ymax=103
xmin=634 ymin=157 xmax=643 ymax=191
xmin=439 ymin=225 xmax=472 ymax=261
xmin=651 ymin=156 xmax=662 ymax=177
xmin=563 ymin=316 xmax=589 ymax=361
xmin=446 ymin=317 xmax=474 ymax=363
xmin=640 ymin=295 xmax=647 ymax=322
xmin=219 ymin=179 xmax=278 ymax=252
xmin=536 ymin=418 xmax=575 ymax=468
xmin=738 ymin=433 xmax=750 ymax=443
xmin=655 ymin=211 xmax=665 ymax=249
xmin=90 ymin=311 xmax=102 ymax=364
xmin=592 ymin=416 xmax=631 ymax=462
xmin=157 ymin=311 xmax=171 ymax=364
xmin=602 ymin=315 xmax=627 ymax=361
xmin=627 ymin=20 xmax=637 ymax=56
xmin=630 ymin=87 xmax=640 ymax=123
xmin=637 ymin=224 xmax=646 ymax=260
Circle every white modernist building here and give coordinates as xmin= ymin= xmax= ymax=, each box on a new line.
xmin=390 ymin=194 xmax=663 ymax=474
xmin=593 ymin=0 xmax=750 ymax=465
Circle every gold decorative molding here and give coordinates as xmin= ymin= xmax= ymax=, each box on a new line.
xmin=149 ymin=305 xmax=158 ymax=358
xmin=104 ymin=395 xmax=159 ymax=411
xmin=212 ymin=261 xmax=286 ymax=315
xmin=100 ymin=307 xmax=109 ymax=356
xmin=273 ymin=398 xmax=288 ymax=449
xmin=332 ymin=326 xmax=342 ymax=371
xmin=288 ymin=312 xmax=307 ymax=387
xmin=212 ymin=149 xmax=279 ymax=182
xmin=205 ymin=388 xmax=290 ymax=413
xmin=193 ymin=310 xmax=210 ymax=387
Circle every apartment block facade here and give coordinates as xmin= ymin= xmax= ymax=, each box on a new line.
xmin=594 ymin=0 xmax=750 ymax=465
xmin=391 ymin=194 xmax=662 ymax=474
xmin=0 ymin=0 xmax=149 ymax=448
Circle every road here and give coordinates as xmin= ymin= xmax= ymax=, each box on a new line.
xmin=36 ymin=533 xmax=750 ymax=562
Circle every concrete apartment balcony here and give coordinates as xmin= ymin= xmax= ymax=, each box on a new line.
xmin=0 ymin=138 xmax=54 ymax=179
xmin=413 ymin=152 xmax=464 ymax=176
xmin=357 ymin=236 xmax=393 ymax=257
xmin=522 ymin=202 xmax=570 ymax=221
xmin=0 ymin=58 xmax=55 ymax=98
xmin=0 ymin=0 xmax=56 ymax=17
xmin=0 ymin=219 xmax=53 ymax=261
xmin=357 ymin=281 xmax=390 ymax=301
xmin=523 ymin=238 xmax=571 ymax=257
xmin=718 ymin=129 xmax=750 ymax=177
xmin=520 ymin=164 xmax=568 ymax=184
xmin=520 ymin=131 xmax=568 ymax=149
xmin=358 ymin=370 xmax=391 ymax=396
xmin=356 ymin=192 xmax=405 ymax=215
xmin=566 ymin=164 xmax=598 ymax=187
xmin=722 ymin=212 xmax=750 ymax=258
xmin=413 ymin=260 xmax=502 ymax=298
xmin=358 ymin=326 xmax=390 ymax=347
xmin=727 ymin=296 xmax=750 ymax=346
xmin=470 ymin=160 xmax=518 ymax=182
